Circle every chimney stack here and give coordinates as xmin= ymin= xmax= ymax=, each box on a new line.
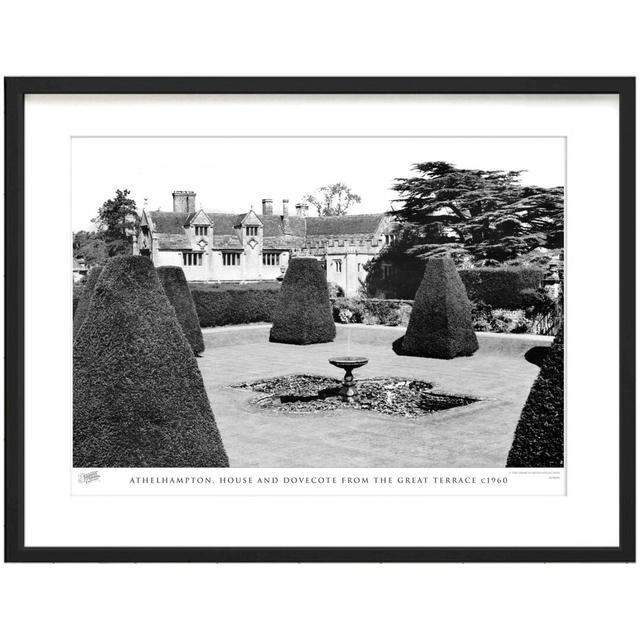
xmin=262 ymin=198 xmax=273 ymax=216
xmin=281 ymin=199 xmax=291 ymax=234
xmin=295 ymin=202 xmax=309 ymax=217
xmin=173 ymin=190 xmax=196 ymax=214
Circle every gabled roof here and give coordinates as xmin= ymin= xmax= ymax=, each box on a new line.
xmin=146 ymin=208 xmax=389 ymax=252
xmin=185 ymin=209 xmax=211 ymax=226
xmin=239 ymin=209 xmax=262 ymax=226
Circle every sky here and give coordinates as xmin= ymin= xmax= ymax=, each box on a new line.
xmin=71 ymin=136 xmax=565 ymax=231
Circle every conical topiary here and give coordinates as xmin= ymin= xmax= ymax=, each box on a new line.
xmin=269 ymin=257 xmax=336 ymax=345
xmin=506 ymin=326 xmax=564 ymax=467
xmin=73 ymin=256 xmax=229 ymax=467
xmin=157 ymin=266 xmax=205 ymax=355
xmin=394 ymin=256 xmax=478 ymax=359
xmin=73 ymin=265 xmax=103 ymax=339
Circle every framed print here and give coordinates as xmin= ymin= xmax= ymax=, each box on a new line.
xmin=4 ymin=77 xmax=635 ymax=562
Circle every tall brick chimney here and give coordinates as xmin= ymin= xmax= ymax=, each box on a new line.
xmin=281 ymin=199 xmax=291 ymax=234
xmin=295 ymin=202 xmax=309 ymax=217
xmin=173 ymin=190 xmax=196 ymax=214
xmin=262 ymin=198 xmax=273 ymax=216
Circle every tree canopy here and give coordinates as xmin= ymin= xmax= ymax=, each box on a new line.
xmin=304 ymin=182 xmax=362 ymax=217
xmin=388 ymin=161 xmax=564 ymax=264
xmin=92 ymin=188 xmax=139 ymax=257
xmin=73 ymin=230 xmax=108 ymax=267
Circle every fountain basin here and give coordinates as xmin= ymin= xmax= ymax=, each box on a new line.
xmin=329 ymin=356 xmax=369 ymax=403
xmin=328 ymin=356 xmax=369 ymax=369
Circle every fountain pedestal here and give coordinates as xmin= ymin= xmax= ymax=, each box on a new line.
xmin=328 ymin=356 xmax=369 ymax=403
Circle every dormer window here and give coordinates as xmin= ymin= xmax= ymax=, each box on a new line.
xmin=245 ymin=226 xmax=259 ymax=237
xmin=194 ymin=225 xmax=208 ymax=236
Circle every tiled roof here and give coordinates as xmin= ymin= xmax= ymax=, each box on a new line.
xmin=147 ymin=209 xmax=387 ymax=252
xmin=159 ymin=233 xmax=193 ymax=250
xmin=208 ymin=213 xmax=245 ymax=235
xmin=210 ymin=235 xmax=243 ymax=250
xmin=306 ymin=214 xmax=385 ymax=237
xmin=150 ymin=211 xmax=189 ymax=235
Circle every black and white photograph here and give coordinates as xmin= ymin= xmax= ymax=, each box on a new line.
xmin=71 ymin=136 xmax=565 ymax=471
xmin=5 ymin=77 xmax=633 ymax=565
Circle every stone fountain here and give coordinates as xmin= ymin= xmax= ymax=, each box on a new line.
xmin=328 ymin=356 xmax=369 ymax=403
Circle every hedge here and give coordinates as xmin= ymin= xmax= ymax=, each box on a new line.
xmin=158 ymin=266 xmax=205 ymax=355
xmin=270 ymin=258 xmax=336 ymax=345
xmin=189 ymin=280 xmax=281 ymax=291
xmin=396 ymin=256 xmax=478 ymax=359
xmin=73 ymin=266 xmax=103 ymax=339
xmin=190 ymin=286 xmax=279 ymax=327
xmin=73 ymin=283 xmax=83 ymax=315
xmin=506 ymin=326 xmax=564 ymax=467
xmin=73 ymin=256 xmax=229 ymax=468
xmin=459 ymin=266 xmax=545 ymax=309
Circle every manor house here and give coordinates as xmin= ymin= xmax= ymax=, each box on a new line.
xmin=135 ymin=190 xmax=396 ymax=296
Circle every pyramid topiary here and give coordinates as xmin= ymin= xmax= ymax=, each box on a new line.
xmin=157 ymin=266 xmax=205 ymax=355
xmin=73 ymin=265 xmax=103 ymax=339
xmin=73 ymin=256 xmax=229 ymax=467
xmin=506 ymin=326 xmax=564 ymax=467
xmin=269 ymin=257 xmax=336 ymax=345
xmin=395 ymin=256 xmax=479 ymax=359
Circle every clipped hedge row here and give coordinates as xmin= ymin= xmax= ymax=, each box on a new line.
xmin=189 ymin=285 xmax=414 ymax=329
xmin=189 ymin=284 xmax=280 ymax=327
xmin=458 ymin=267 xmax=545 ymax=309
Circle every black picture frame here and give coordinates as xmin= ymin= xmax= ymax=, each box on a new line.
xmin=4 ymin=77 xmax=635 ymax=563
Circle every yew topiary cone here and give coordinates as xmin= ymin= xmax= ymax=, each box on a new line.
xmin=73 ymin=265 xmax=103 ymax=339
xmin=506 ymin=326 xmax=564 ymax=467
xmin=269 ymin=257 xmax=336 ymax=345
xmin=157 ymin=266 xmax=205 ymax=355
xmin=73 ymin=256 xmax=229 ymax=468
xmin=395 ymin=256 xmax=478 ymax=359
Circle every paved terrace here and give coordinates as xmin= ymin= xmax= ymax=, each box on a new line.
xmin=197 ymin=324 xmax=552 ymax=468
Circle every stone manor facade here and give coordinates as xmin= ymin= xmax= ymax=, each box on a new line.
xmin=134 ymin=190 xmax=397 ymax=296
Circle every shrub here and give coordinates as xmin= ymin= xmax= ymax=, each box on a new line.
xmin=472 ymin=307 xmax=532 ymax=334
xmin=490 ymin=309 xmax=531 ymax=334
xmin=459 ymin=266 xmax=545 ymax=309
xmin=332 ymin=298 xmax=364 ymax=324
xmin=73 ymin=266 xmax=103 ymax=339
xmin=190 ymin=286 xmax=279 ymax=327
xmin=506 ymin=326 xmax=564 ymax=467
xmin=157 ymin=266 xmax=205 ymax=355
xmin=73 ymin=256 xmax=229 ymax=468
xmin=396 ymin=257 xmax=479 ymax=359
xmin=328 ymin=282 xmax=345 ymax=298
xmin=332 ymin=298 xmax=413 ymax=326
xmin=270 ymin=258 xmax=336 ymax=345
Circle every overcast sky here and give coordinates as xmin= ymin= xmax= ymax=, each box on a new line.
xmin=71 ymin=136 xmax=565 ymax=231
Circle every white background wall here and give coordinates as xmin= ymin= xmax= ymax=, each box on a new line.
xmin=1 ymin=2 xmax=638 ymax=640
